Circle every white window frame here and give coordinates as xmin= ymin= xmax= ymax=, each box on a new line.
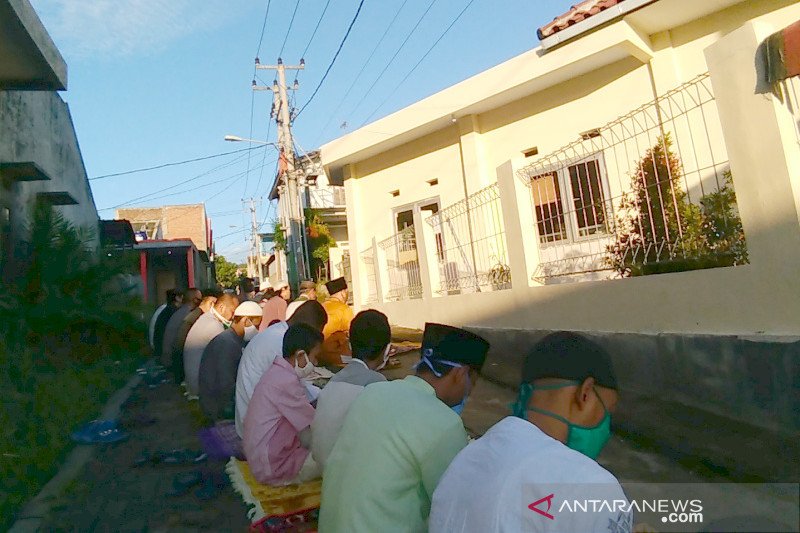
xmin=531 ymin=154 xmax=612 ymax=248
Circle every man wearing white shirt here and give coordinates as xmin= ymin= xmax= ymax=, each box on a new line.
xmin=311 ymin=309 xmax=391 ymax=468
xmin=430 ymin=331 xmax=631 ymax=533
xmin=234 ymin=300 xmax=328 ymax=438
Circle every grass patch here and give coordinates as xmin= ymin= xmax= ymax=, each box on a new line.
xmin=0 ymin=341 xmax=142 ymax=530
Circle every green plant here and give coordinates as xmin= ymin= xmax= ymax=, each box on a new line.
xmin=0 ymin=203 xmax=147 ymax=364
xmin=304 ymin=209 xmax=337 ymax=278
xmin=214 ymin=254 xmax=242 ymax=288
xmin=272 ymin=220 xmax=287 ymax=251
xmin=0 ymin=203 xmax=146 ymax=528
xmin=606 ymin=135 xmax=747 ymax=277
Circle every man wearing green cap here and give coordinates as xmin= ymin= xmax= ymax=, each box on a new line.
xmin=318 ymin=323 xmax=489 ymax=533
xmin=429 ymin=331 xmax=630 ymax=533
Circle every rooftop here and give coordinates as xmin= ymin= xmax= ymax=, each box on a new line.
xmin=538 ymin=0 xmax=629 ymax=40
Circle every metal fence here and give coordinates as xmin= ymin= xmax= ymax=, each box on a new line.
xmin=378 ymin=226 xmax=423 ymax=301
xmin=337 ymin=249 xmax=354 ymax=305
xmin=518 ymin=73 xmax=747 ymax=282
xmin=307 ymin=185 xmax=346 ymax=209
xmin=426 ymin=183 xmax=510 ymax=294
xmin=359 ymin=247 xmax=379 ymax=304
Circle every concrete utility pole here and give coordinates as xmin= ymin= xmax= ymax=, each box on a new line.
xmin=244 ymin=197 xmax=261 ymax=283
xmin=255 ymin=58 xmax=308 ymax=288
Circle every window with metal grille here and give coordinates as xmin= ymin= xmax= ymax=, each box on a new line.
xmin=531 ymin=157 xmax=609 ymax=245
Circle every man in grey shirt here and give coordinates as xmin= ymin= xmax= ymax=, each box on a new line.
xmin=311 ymin=310 xmax=391 ymax=468
xmin=199 ymin=301 xmax=263 ymax=421
xmin=161 ymin=288 xmax=202 ymax=368
xmin=183 ymin=294 xmax=238 ymax=398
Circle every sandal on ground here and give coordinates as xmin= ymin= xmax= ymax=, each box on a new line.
xmin=166 ymin=470 xmax=204 ymax=497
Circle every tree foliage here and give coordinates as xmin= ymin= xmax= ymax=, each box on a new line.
xmin=305 ymin=209 xmax=337 ymax=279
xmin=214 ymin=254 xmax=242 ymax=288
xmin=606 ymin=134 xmax=747 ymax=277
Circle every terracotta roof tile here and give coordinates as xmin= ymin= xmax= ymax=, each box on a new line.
xmin=537 ymin=0 xmax=628 ymax=40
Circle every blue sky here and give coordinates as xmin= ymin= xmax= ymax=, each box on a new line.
xmin=30 ymin=0 xmax=576 ymax=262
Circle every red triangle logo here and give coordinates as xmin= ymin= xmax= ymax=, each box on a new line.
xmin=528 ymin=493 xmax=555 ymax=520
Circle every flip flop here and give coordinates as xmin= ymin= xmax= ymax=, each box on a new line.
xmin=70 ymin=420 xmax=118 ymax=444
xmin=160 ymin=449 xmax=208 ymax=465
xmin=167 ymin=470 xmax=204 ymax=497
xmin=194 ymin=472 xmax=229 ymax=501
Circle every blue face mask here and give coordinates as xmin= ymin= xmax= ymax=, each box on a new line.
xmin=511 ymin=381 xmax=611 ymax=460
xmin=451 ymin=372 xmax=472 ymax=415
xmin=416 ymin=351 xmax=471 ymax=415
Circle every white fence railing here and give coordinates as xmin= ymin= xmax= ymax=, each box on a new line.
xmin=518 ymin=73 xmax=748 ymax=282
xmin=426 ymin=183 xmax=510 ymax=294
xmin=378 ymin=226 xmax=423 ymax=301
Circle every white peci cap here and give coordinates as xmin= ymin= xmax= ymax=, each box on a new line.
xmin=271 ymin=279 xmax=289 ymax=291
xmin=234 ymin=301 xmax=263 ymax=317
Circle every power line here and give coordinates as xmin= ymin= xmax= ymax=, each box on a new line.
xmin=314 ymin=0 xmax=411 ymax=145
xmin=294 ymin=0 xmax=366 ymax=120
xmin=252 ymin=112 xmax=275 ymax=198
xmin=102 ymin=159 xmax=276 ymax=213
xmin=294 ymin=0 xmax=333 ymax=83
xmin=344 ymin=0 xmax=438 ymax=124
xmin=88 ymin=146 xmax=266 ymax=181
xmin=245 ymin=0 xmax=273 ymax=199
xmin=279 ymin=0 xmax=302 ymax=59
xmin=255 ymin=0 xmax=272 ymax=57
xmin=106 ymin=151 xmax=252 ymax=208
xmin=361 ymin=0 xmax=478 ymax=125
xmin=101 ymin=153 xmax=271 ymax=211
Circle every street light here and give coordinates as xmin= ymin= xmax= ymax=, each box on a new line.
xmin=224 ymin=135 xmax=279 ymax=148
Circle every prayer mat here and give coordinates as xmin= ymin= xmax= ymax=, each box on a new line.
xmin=226 ymin=457 xmax=322 ymax=523
xmin=249 ymin=508 xmax=319 ymax=532
xmin=198 ymin=421 xmax=244 ymax=460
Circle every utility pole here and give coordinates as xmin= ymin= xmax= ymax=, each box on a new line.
xmin=255 ymin=58 xmax=308 ymax=288
xmin=244 ymin=197 xmax=261 ymax=283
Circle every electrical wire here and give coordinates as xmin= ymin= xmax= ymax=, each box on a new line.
xmin=279 ymin=0 xmax=302 ymax=60
xmin=251 ymin=112 xmax=275 ymax=198
xmin=344 ymin=0 xmax=438 ymax=124
xmin=100 ymin=154 xmax=272 ymax=211
xmin=294 ymin=0 xmax=366 ymax=120
xmin=245 ymin=0 xmax=274 ymax=199
xmin=361 ymin=0 xmax=478 ymax=126
xmin=313 ymin=0 xmax=410 ymax=145
xmin=88 ymin=146 xmax=266 ymax=181
xmin=255 ymin=0 xmax=272 ymax=57
xmin=294 ymin=0 xmax=333 ymax=83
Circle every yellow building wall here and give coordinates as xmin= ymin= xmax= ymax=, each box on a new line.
xmin=340 ymin=0 xmax=800 ymax=335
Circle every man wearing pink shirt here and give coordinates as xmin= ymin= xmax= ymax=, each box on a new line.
xmin=243 ymin=323 xmax=323 ymax=485
xmin=259 ymin=280 xmax=291 ymax=331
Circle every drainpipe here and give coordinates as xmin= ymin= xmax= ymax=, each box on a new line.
xmin=455 ymin=119 xmax=481 ymax=292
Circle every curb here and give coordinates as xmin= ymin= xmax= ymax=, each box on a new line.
xmin=8 ymin=371 xmax=143 ymax=533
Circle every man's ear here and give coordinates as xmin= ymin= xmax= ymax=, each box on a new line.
xmin=575 ymin=377 xmax=596 ymax=408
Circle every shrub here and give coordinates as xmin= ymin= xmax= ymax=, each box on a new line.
xmin=606 ymin=135 xmax=747 ymax=277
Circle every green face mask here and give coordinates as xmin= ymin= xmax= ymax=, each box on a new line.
xmin=511 ymin=381 xmax=611 ymax=460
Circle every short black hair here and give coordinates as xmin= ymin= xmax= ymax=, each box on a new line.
xmin=350 ymin=310 xmax=391 ymax=361
xmin=239 ymin=278 xmax=255 ymax=293
xmin=283 ymin=323 xmax=324 ymax=358
xmin=166 ymin=289 xmax=180 ymax=303
xmin=287 ymin=300 xmax=328 ymax=332
xmin=202 ymin=288 xmax=222 ymax=298
xmin=522 ymin=332 xmax=618 ymax=389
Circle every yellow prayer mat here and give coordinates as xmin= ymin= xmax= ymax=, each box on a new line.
xmin=225 ymin=457 xmax=322 ymax=523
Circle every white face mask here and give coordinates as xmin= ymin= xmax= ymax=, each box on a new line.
xmin=375 ymin=344 xmax=392 ymax=371
xmin=243 ymin=323 xmax=259 ymax=342
xmin=294 ymin=351 xmax=315 ymax=379
xmin=211 ymin=307 xmax=232 ymax=328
